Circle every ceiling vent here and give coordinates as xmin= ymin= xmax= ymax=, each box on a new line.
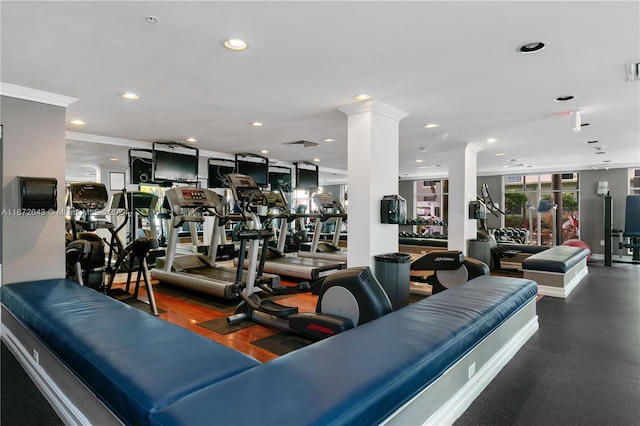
xmin=501 ymin=159 xmax=531 ymax=168
xmin=284 ymin=140 xmax=320 ymax=148
xmin=626 ymin=63 xmax=639 ymax=81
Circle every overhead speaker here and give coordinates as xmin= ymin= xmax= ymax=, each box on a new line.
xmin=130 ymin=156 xmax=153 ymax=184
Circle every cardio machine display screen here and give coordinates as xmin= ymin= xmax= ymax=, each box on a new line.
xmin=180 ymin=189 xmax=207 ymax=201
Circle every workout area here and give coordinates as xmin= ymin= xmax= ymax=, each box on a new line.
xmin=2 ymin=2 xmax=640 ymax=426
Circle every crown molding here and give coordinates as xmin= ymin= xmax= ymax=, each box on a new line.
xmin=0 ymin=83 xmax=77 ymax=107
xmin=337 ymin=99 xmax=409 ymax=121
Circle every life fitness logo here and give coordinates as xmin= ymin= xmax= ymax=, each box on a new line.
xmin=307 ymin=323 xmax=335 ymax=335
xmin=434 ymin=256 xmax=457 ymax=263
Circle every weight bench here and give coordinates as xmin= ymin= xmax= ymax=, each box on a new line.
xmin=522 ymin=246 xmax=589 ymax=298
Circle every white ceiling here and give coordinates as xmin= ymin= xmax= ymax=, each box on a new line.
xmin=2 ymin=1 xmax=639 ymax=185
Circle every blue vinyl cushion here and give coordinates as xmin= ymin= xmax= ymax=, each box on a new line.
xmin=1 ymin=279 xmax=261 ymax=426
xmin=522 ymin=246 xmax=589 ymax=273
xmin=150 ymin=276 xmax=537 ymax=426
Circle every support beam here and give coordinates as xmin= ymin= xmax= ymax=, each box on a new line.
xmin=338 ymin=100 xmax=409 ymax=268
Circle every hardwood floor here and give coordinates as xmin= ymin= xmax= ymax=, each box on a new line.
xmin=114 ymin=277 xmax=321 ymax=363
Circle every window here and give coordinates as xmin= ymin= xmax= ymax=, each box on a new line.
xmin=630 ymin=168 xmax=640 ymax=195
xmin=503 ymin=173 xmax=579 ymax=246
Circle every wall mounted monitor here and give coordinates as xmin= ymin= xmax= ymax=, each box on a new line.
xmin=152 ymin=142 xmax=199 ymax=183
xmin=268 ymin=167 xmax=292 ymax=192
xmin=235 ymin=154 xmax=269 ymax=187
xmin=208 ymin=158 xmax=236 ymax=188
xmin=295 ymin=163 xmax=319 ymax=190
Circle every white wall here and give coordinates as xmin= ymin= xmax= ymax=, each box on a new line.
xmin=1 ymin=96 xmax=67 ymax=283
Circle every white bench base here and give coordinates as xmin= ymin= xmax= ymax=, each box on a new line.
xmin=523 ymin=258 xmax=588 ymax=298
xmin=382 ymin=298 xmax=538 ymax=425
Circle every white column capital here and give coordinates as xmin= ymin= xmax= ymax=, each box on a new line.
xmin=338 ymin=99 xmax=409 ymax=122
xmin=0 ymin=82 xmax=77 ymax=107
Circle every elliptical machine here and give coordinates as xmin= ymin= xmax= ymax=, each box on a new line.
xmin=410 ymin=250 xmax=489 ymax=295
xmin=65 ymin=182 xmax=159 ymax=315
xmin=225 ymin=174 xmax=393 ymax=340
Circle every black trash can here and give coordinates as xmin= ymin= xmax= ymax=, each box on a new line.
xmin=374 ymin=253 xmax=411 ymax=310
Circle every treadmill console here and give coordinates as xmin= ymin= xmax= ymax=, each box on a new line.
xmin=164 ymin=187 xmax=221 ymax=209
xmin=227 ymin=174 xmax=264 ymax=205
xmin=313 ymin=193 xmax=345 ymax=213
xmin=262 ymin=191 xmax=288 ymax=209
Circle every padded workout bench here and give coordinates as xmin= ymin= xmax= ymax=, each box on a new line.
xmin=2 ymin=275 xmax=538 ymax=426
xmin=522 ymin=246 xmax=590 ymax=298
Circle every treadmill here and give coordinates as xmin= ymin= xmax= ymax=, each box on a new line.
xmin=228 ymin=174 xmax=346 ymax=281
xmin=298 ymin=193 xmax=348 ymax=263
xmin=150 ymin=186 xmax=280 ymax=299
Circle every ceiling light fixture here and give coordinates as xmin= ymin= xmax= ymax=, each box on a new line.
xmin=495 ymin=153 xmax=505 ymax=157
xmin=554 ymin=95 xmax=574 ymax=102
xmin=415 ymin=159 xmax=424 ymax=163
xmin=260 ymin=149 xmax=269 ymax=154
xmin=418 ymin=147 xmax=428 ymax=152
xmin=519 ymin=41 xmax=546 ymax=54
xmin=70 ymin=119 xmax=85 ymax=125
xmin=145 ymin=16 xmax=159 ymax=24
xmin=586 ymin=140 xmax=599 ymax=144
xmin=353 ymin=94 xmax=371 ymax=101
xmin=323 ymin=138 xmax=336 ymax=143
xmin=250 ymin=121 xmax=263 ymax=127
xmin=424 ymin=123 xmax=439 ymax=128
xmin=312 ymin=158 xmax=321 ymax=162
xmin=186 ymin=138 xmax=197 ymax=143
xmin=122 ymin=92 xmax=139 ymax=100
xmin=570 ymin=109 xmax=583 ymax=132
xmin=486 ymin=138 xmax=497 ymax=143
xmin=224 ymin=38 xmax=248 ymax=51
xmin=110 ymin=158 xmax=118 ymax=161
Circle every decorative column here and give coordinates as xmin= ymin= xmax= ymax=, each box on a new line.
xmin=447 ymin=142 xmax=482 ymax=255
xmin=338 ymin=100 xmax=409 ymax=268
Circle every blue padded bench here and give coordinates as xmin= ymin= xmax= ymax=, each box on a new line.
xmin=2 ymin=275 xmax=538 ymax=426
xmin=522 ymin=246 xmax=590 ymax=298
xmin=149 ymin=275 xmax=538 ymax=426
xmin=0 ymin=279 xmax=261 ymax=426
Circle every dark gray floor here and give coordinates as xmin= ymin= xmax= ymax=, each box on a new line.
xmin=456 ymin=260 xmax=640 ymax=425
xmin=2 ymin=261 xmax=638 ymax=425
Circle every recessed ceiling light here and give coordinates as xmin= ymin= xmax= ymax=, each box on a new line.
xmin=519 ymin=41 xmax=546 ymax=53
xmin=260 ymin=149 xmax=269 ymax=154
xmin=110 ymin=158 xmax=118 ymax=161
xmin=122 ymin=92 xmax=139 ymax=100
xmin=486 ymin=138 xmax=497 ymax=143
xmin=581 ymin=123 xmax=590 ymax=127
xmin=424 ymin=123 xmax=439 ymax=128
xmin=554 ymin=95 xmax=574 ymax=102
xmin=418 ymin=147 xmax=428 ymax=152
xmin=495 ymin=153 xmax=506 ymax=156
xmin=70 ymin=119 xmax=85 ymax=125
xmin=186 ymin=138 xmax=197 ymax=143
xmin=415 ymin=159 xmax=424 ymax=163
xmin=586 ymin=140 xmax=599 ymax=144
xmin=312 ymin=158 xmax=321 ymax=162
xmin=603 ymin=160 xmax=611 ymax=163
xmin=250 ymin=121 xmax=263 ymax=127
xmin=145 ymin=16 xmax=159 ymax=24
xmin=323 ymin=138 xmax=336 ymax=143
xmin=595 ymin=151 xmax=606 ymax=155
xmin=224 ymin=38 xmax=248 ymax=51
xmin=353 ymin=94 xmax=371 ymax=101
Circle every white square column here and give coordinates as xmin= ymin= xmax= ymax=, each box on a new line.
xmin=338 ymin=100 xmax=409 ymax=268
xmin=447 ymin=142 xmax=482 ymax=255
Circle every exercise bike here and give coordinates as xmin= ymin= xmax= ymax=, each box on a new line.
xmin=225 ymin=173 xmax=393 ymax=340
xmin=410 ymin=250 xmax=489 ymax=295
